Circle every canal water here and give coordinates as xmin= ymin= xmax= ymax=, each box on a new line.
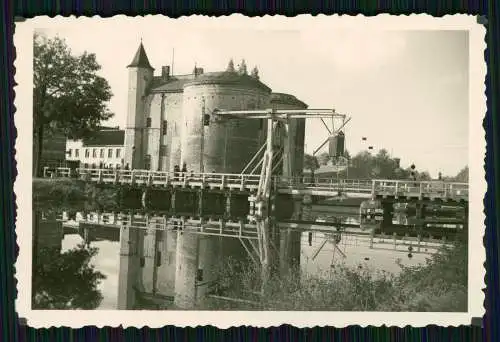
xmin=52 ymin=213 xmax=435 ymax=310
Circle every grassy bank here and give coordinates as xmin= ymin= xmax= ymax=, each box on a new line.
xmin=202 ymin=238 xmax=467 ymax=311
xmin=33 ymin=178 xmax=118 ymax=211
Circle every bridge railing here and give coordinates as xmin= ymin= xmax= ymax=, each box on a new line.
xmin=276 ymin=176 xmax=373 ymax=192
xmin=75 ymin=168 xmax=262 ymax=189
xmin=43 ymin=166 xmax=71 ymax=178
xmin=372 ymin=180 xmax=469 ymax=199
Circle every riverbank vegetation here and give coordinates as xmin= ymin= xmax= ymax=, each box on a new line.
xmin=33 ymin=178 xmax=118 ymax=211
xmin=203 ymin=237 xmax=467 ymax=311
xmin=32 ymin=243 xmax=106 ymax=309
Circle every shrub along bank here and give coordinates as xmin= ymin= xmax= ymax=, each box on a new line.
xmin=203 ymin=238 xmax=467 ymax=311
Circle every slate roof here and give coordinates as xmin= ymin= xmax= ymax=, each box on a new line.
xmin=127 ymin=42 xmax=154 ymax=70
xmin=149 ymin=74 xmax=195 ymax=93
xmin=82 ymin=130 xmax=125 ymax=146
xmin=270 ymin=92 xmax=308 ymax=108
xmin=149 ymin=71 xmax=272 ymax=94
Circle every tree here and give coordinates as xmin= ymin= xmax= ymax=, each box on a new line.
xmin=454 ymin=166 xmax=469 ymax=182
xmin=33 ymin=33 xmax=113 ymax=176
xmin=418 ymin=171 xmax=432 ymax=181
xmin=317 ymin=151 xmax=331 ymax=166
xmin=237 ymin=59 xmax=248 ymax=75
xmin=32 ymin=243 xmax=106 ymax=309
xmin=226 ymin=58 xmax=235 ymax=72
xmin=303 ymin=154 xmax=320 ymax=178
xmin=250 ymin=66 xmax=259 ymax=79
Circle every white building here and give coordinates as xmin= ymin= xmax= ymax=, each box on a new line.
xmin=66 ymin=128 xmax=125 ymax=169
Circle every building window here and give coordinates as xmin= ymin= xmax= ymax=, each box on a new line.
xmin=100 ymin=148 xmax=104 ymax=158
xmin=162 ymin=120 xmax=167 ymax=135
xmin=92 ymin=149 xmax=97 ymax=158
xmin=116 ymin=164 xmax=121 ymax=169
xmin=84 ymin=163 xmax=88 ymax=168
xmin=140 ymin=257 xmax=145 ymax=268
xmin=108 ymin=148 xmax=112 ymax=158
xmin=196 ymin=269 xmax=203 ymax=282
xmin=146 ymin=117 xmax=152 ymax=127
xmin=116 ymin=148 xmax=121 ymax=158
xmin=75 ymin=149 xmax=79 ymax=157
xmin=85 ymin=149 xmax=89 ymax=158
xmin=68 ymin=149 xmax=72 ymax=157
xmin=144 ymin=154 xmax=151 ymax=170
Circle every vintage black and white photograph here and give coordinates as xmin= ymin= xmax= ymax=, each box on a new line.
xmin=15 ymin=15 xmax=485 ymax=327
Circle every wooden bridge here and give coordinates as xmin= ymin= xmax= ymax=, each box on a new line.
xmin=44 ymin=167 xmax=469 ymax=202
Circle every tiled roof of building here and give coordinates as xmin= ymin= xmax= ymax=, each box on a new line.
xmin=150 ymin=71 xmax=272 ymax=93
xmin=149 ymin=74 xmax=195 ymax=93
xmin=186 ymin=71 xmax=272 ymax=92
xmin=127 ymin=42 xmax=154 ymax=70
xmin=81 ymin=130 xmax=124 ymax=146
xmin=270 ymin=92 xmax=308 ymax=108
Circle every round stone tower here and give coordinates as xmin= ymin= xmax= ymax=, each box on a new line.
xmin=180 ymin=72 xmax=271 ymax=173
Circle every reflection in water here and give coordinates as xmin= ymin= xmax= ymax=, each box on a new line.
xmin=33 ymin=206 xmax=464 ymax=310
xmin=32 ymin=211 xmax=107 ymax=309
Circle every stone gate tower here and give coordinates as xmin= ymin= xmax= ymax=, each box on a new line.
xmin=124 ymin=42 xmax=154 ymax=169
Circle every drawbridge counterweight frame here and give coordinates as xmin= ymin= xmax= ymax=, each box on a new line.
xmin=212 ymin=107 xmax=350 ymax=279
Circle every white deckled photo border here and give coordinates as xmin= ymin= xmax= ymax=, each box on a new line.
xmin=14 ymin=14 xmax=486 ymax=328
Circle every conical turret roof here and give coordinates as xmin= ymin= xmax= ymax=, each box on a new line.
xmin=127 ymin=42 xmax=154 ymax=70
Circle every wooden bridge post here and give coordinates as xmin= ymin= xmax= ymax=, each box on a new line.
xmin=131 ymin=170 xmax=136 ymax=186
xmin=148 ymin=171 xmax=153 ymax=187
xmin=240 ymin=175 xmax=245 ymax=191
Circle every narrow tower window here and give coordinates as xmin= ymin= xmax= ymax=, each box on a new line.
xmin=146 ymin=117 xmax=152 ymax=127
xmin=162 ymin=120 xmax=168 ymax=135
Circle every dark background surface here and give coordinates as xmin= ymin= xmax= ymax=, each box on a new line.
xmin=0 ymin=1 xmax=496 ymax=341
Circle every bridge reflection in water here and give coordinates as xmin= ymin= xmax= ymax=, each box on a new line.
xmin=34 ymin=203 xmax=466 ymax=310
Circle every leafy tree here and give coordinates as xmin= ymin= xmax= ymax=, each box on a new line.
xmin=33 ymin=33 xmax=113 ymax=176
xmin=417 ymin=171 xmax=432 ymax=181
xmin=226 ymin=58 xmax=235 ymax=72
xmin=303 ymin=154 xmax=319 ymax=177
xmin=317 ymin=151 xmax=331 ymax=166
xmin=32 ymin=243 xmax=106 ymax=309
xmin=343 ymin=149 xmax=434 ymax=181
xmin=454 ymin=166 xmax=469 ymax=182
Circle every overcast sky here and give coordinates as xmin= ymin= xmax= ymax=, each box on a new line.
xmin=37 ymin=17 xmax=469 ymax=177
